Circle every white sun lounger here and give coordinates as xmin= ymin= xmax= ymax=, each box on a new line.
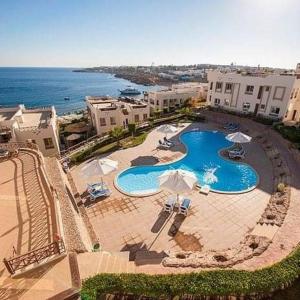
xmin=229 ymin=149 xmax=246 ymax=159
xmin=158 ymin=140 xmax=171 ymax=149
xmin=199 ymin=185 xmax=210 ymax=195
xmin=178 ymin=198 xmax=191 ymax=216
xmin=164 ymin=195 xmax=176 ymax=213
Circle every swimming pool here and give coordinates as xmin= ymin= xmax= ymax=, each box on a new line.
xmin=115 ymin=131 xmax=258 ymax=195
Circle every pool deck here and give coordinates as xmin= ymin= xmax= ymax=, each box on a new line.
xmin=71 ymin=121 xmax=274 ymax=268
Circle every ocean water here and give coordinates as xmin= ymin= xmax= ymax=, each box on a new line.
xmin=0 ymin=67 xmax=161 ymax=115
xmin=116 ymin=131 xmax=258 ymax=194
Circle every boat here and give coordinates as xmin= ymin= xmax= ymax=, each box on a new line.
xmin=119 ymin=87 xmax=141 ymax=95
xmin=64 ymin=97 xmax=70 ymax=100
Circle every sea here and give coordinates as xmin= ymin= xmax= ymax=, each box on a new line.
xmin=0 ymin=67 xmax=162 ymax=115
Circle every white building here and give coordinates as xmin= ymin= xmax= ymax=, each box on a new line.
xmin=86 ymin=96 xmax=150 ymax=136
xmin=206 ymin=67 xmax=300 ymax=122
xmin=0 ymin=105 xmax=60 ymax=156
xmin=144 ymin=83 xmax=208 ymax=113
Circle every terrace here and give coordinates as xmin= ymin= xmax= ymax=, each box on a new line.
xmin=69 ymin=110 xmax=299 ymax=274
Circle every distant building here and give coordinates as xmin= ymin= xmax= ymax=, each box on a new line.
xmin=206 ymin=65 xmax=300 ymax=122
xmin=0 ymin=105 xmax=60 ymax=156
xmin=86 ymin=96 xmax=150 ymax=136
xmin=144 ymin=83 xmax=208 ymax=113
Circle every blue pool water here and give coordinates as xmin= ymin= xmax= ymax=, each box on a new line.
xmin=116 ymin=131 xmax=258 ymax=195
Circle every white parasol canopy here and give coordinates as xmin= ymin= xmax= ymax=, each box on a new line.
xmin=157 ymin=124 xmax=177 ymax=135
xmin=158 ymin=169 xmax=197 ymax=194
xmin=81 ymin=158 xmax=118 ymax=177
xmin=226 ymin=132 xmax=252 ymax=144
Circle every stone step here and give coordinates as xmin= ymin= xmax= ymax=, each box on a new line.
xmin=134 ymin=250 xmax=167 ymax=266
xmin=77 ymin=251 xmax=136 ymax=279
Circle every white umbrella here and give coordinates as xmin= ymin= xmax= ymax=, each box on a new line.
xmin=157 ymin=124 xmax=177 ymax=137
xmin=159 ymin=169 xmax=197 ymax=201
xmin=81 ymin=158 xmax=118 ymax=180
xmin=226 ymin=132 xmax=252 ymax=144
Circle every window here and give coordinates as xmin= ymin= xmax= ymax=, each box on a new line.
xmin=294 ymin=88 xmax=299 ymax=99
xmin=273 ymin=86 xmax=285 ymax=100
xmin=265 ymin=86 xmax=270 ymax=92
xmin=209 ymin=95 xmax=212 ymax=102
xmin=225 ymin=83 xmax=233 ymax=93
xmin=100 ymin=118 xmax=106 ymax=126
xmin=214 ymin=98 xmax=220 ymax=106
xmin=257 ymin=86 xmax=263 ymax=99
xmin=210 ymin=82 xmax=213 ymax=90
xmin=242 ymin=102 xmax=251 ymax=111
xmin=215 ymin=82 xmax=223 ymax=92
xmin=110 ymin=117 xmax=116 ymax=125
xmin=143 ymin=114 xmax=148 ymax=121
xmin=224 ymin=99 xmax=230 ymax=106
xmin=245 ymin=85 xmax=254 ymax=95
xmin=260 ymin=104 xmax=266 ymax=110
xmin=43 ymin=138 xmax=54 ymax=149
xmin=156 ymin=100 xmax=159 ymax=105
xmin=270 ymin=106 xmax=280 ymax=115
xmin=134 ymin=114 xmax=139 ymax=123
xmin=163 ymin=99 xmax=168 ymax=107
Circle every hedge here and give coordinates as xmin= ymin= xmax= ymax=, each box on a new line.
xmin=274 ymin=123 xmax=300 ymax=144
xmin=81 ymin=246 xmax=300 ymax=299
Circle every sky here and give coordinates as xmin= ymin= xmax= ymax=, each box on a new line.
xmin=0 ymin=0 xmax=299 ymax=68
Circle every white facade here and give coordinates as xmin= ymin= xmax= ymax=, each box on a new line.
xmin=0 ymin=105 xmax=60 ymax=156
xmin=144 ymin=83 xmax=208 ymax=113
xmin=206 ymin=69 xmax=300 ymax=121
xmin=86 ymin=96 xmax=150 ymax=136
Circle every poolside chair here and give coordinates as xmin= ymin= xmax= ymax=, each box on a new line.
xmin=228 ymin=146 xmax=244 ymax=155
xmin=178 ymin=198 xmax=191 ymax=216
xmin=199 ymin=184 xmax=210 ymax=195
xmin=229 ymin=149 xmax=245 ymax=159
xmin=88 ymin=183 xmax=111 ymax=200
xmin=158 ymin=140 xmax=171 ymax=149
xmin=228 ymin=123 xmax=239 ymax=131
xmin=164 ymin=196 xmax=176 ymax=213
xmin=224 ymin=122 xmax=234 ymax=129
xmin=163 ymin=137 xmax=174 ymax=146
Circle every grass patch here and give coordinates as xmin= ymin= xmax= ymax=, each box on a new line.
xmin=121 ymin=132 xmax=148 ymax=149
xmin=81 ymin=246 xmax=300 ymax=299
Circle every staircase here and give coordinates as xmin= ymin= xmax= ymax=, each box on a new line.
xmin=77 ymin=251 xmax=136 ymax=279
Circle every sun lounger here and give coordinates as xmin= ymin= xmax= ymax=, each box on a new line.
xmin=199 ymin=184 xmax=210 ymax=195
xmin=158 ymin=140 xmax=171 ymax=149
xmin=163 ymin=137 xmax=174 ymax=146
xmin=88 ymin=183 xmax=111 ymax=200
xmin=229 ymin=149 xmax=245 ymax=159
xmin=224 ymin=122 xmax=239 ymax=131
xmin=178 ymin=198 xmax=191 ymax=216
xmin=164 ymin=195 xmax=176 ymax=213
xmin=228 ymin=147 xmax=244 ymax=155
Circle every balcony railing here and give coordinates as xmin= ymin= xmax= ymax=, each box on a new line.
xmin=3 ymin=240 xmax=65 ymax=275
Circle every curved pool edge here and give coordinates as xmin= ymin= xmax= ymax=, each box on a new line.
xmin=114 ymin=130 xmax=260 ymax=197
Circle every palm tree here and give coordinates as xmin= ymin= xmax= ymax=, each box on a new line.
xmin=109 ymin=126 xmax=124 ymax=146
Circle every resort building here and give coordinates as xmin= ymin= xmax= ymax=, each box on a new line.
xmin=0 ymin=104 xmax=60 ymax=156
xmin=144 ymin=82 xmax=208 ymax=113
xmin=206 ymin=65 xmax=300 ymax=122
xmin=86 ymin=96 xmax=150 ymax=135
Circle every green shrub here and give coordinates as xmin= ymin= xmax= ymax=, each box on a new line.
xmin=81 ymin=246 xmax=300 ymax=300
xmin=274 ymin=124 xmax=300 ymax=144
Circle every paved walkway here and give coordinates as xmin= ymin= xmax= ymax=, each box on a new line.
xmin=0 ymin=151 xmax=56 ymax=273
xmin=71 ymin=120 xmax=273 ymax=271
xmin=0 ymin=150 xmax=66 ymax=299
